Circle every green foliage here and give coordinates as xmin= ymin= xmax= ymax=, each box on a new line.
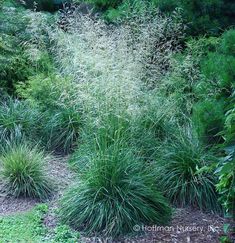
xmin=200 ymin=53 xmax=235 ymax=97
xmin=60 ymin=132 xmax=172 ymax=237
xmin=21 ymin=0 xmax=55 ymax=12
xmin=192 ymin=99 xmax=225 ymax=145
xmin=0 ymin=204 xmax=48 ymax=242
xmin=86 ymin=0 xmax=122 ymax=9
xmin=0 ymin=34 xmax=35 ymax=95
xmin=0 ymin=1 xmax=54 ymax=95
xmin=68 ymin=143 xmax=92 ymax=172
xmin=216 ymin=146 xmax=235 ymax=219
xmin=0 ymin=97 xmax=41 ymax=144
xmin=220 ymin=29 xmax=235 ymax=56
xmin=42 ymin=108 xmax=81 ymax=153
xmin=156 ymin=128 xmax=221 ymax=213
xmin=0 ymin=144 xmax=53 ymax=199
xmin=132 ymin=96 xmax=176 ymax=161
xmin=18 ymin=74 xmax=80 ymax=153
xmin=98 ymin=0 xmax=235 ymax=36
xmin=216 ymin=94 xmax=235 ymax=219
xmin=104 ymin=0 xmax=161 ymax=22
xmin=224 ymin=98 xmax=235 ymax=145
xmin=18 ymin=74 xmax=74 ymax=110
xmin=53 ymin=225 xmax=80 ymax=243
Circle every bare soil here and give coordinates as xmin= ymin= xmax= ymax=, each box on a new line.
xmin=81 ymin=208 xmax=233 ymax=243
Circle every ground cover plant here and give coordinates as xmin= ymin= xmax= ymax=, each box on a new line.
xmin=0 ymin=0 xmax=234 ymax=242
xmin=0 ymin=204 xmax=48 ymax=242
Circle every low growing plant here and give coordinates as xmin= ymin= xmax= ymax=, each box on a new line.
xmin=156 ymin=127 xmax=221 ymax=213
xmin=0 ymin=143 xmax=53 ymax=199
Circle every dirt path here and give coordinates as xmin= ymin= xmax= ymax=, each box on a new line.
xmin=81 ymin=208 xmax=232 ymax=243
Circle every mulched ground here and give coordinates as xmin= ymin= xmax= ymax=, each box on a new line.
xmin=0 ymin=156 xmax=234 ymax=242
xmin=81 ymin=208 xmax=234 ymax=243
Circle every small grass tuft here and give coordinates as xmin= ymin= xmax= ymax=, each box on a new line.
xmin=0 ymin=143 xmax=53 ymax=199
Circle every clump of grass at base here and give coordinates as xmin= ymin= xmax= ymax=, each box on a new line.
xmin=0 ymin=144 xmax=53 ymax=199
xmin=156 ymin=127 xmax=221 ymax=213
xmin=60 ymin=135 xmax=172 ymax=237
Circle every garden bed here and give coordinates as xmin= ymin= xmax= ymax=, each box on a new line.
xmin=0 ymin=156 xmax=234 ymax=242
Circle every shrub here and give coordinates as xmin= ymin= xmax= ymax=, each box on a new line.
xmin=18 ymin=74 xmax=75 ymax=111
xmin=192 ymin=99 xmax=225 ymax=145
xmin=60 ymin=139 xmax=172 ymax=237
xmin=0 ymin=144 xmax=53 ymax=199
xmin=223 ymin=96 xmax=235 ymax=145
xmin=87 ymin=0 xmax=122 ymax=9
xmin=156 ymin=127 xmax=221 ymax=213
xmin=20 ymin=0 xmax=55 ymax=12
xmin=101 ymin=0 xmax=235 ymax=36
xmin=0 ymin=3 xmax=54 ymax=95
xmin=0 ymin=34 xmax=35 ymax=95
xmin=220 ymin=29 xmax=235 ymax=56
xmin=200 ymin=53 xmax=235 ymax=97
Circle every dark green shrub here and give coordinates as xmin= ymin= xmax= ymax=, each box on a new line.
xmin=101 ymin=0 xmax=235 ymax=36
xmin=20 ymin=0 xmax=55 ymax=12
xmin=160 ymin=0 xmax=231 ymax=36
xmin=220 ymin=29 xmax=235 ymax=56
xmin=0 ymin=144 xmax=53 ymax=199
xmin=60 ymin=138 xmax=172 ymax=237
xmin=0 ymin=34 xmax=35 ymax=95
xmin=224 ymin=102 xmax=235 ymax=145
xmin=85 ymin=0 xmax=122 ymax=10
xmin=200 ymin=53 xmax=235 ymax=97
xmin=0 ymin=1 xmax=55 ymax=95
xmin=156 ymin=128 xmax=221 ymax=213
xmin=192 ymin=99 xmax=225 ymax=145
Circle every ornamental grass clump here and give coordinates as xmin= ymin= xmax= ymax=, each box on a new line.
xmin=156 ymin=127 xmax=221 ymax=213
xmin=60 ymin=135 xmax=172 ymax=237
xmin=0 ymin=143 xmax=53 ymax=199
xmin=52 ymin=10 xmax=184 ymax=237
